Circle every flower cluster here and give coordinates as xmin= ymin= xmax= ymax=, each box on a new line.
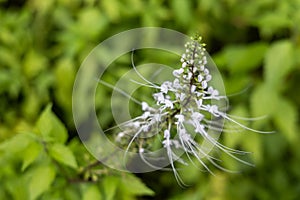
xmin=114 ymin=36 xmax=271 ymax=185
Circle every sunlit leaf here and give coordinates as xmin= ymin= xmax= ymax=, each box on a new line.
xmin=6 ymin=177 xmax=29 ymax=200
xmin=222 ymin=42 xmax=268 ymax=73
xmin=49 ymin=143 xmax=78 ymax=169
xmin=250 ymin=83 xmax=279 ymax=117
xmin=23 ymin=50 xmax=47 ymax=79
xmin=0 ymin=132 xmax=33 ymax=153
xmin=273 ymin=98 xmax=298 ymax=143
xmin=82 ymin=185 xmax=102 ymax=200
xmin=36 ymin=104 xmax=68 ymax=143
xmin=101 ymin=0 xmax=120 ymax=22
xmin=172 ymin=0 xmax=192 ymax=26
xmin=54 ymin=58 xmax=75 ymax=115
xmin=22 ymin=141 xmax=42 ymax=171
xmin=119 ymin=174 xmax=154 ymax=196
xmin=28 ymin=165 xmax=56 ymax=200
xmin=102 ymin=176 xmax=119 ymax=200
xmin=264 ymin=40 xmax=295 ymax=89
xmin=255 ymin=13 xmax=293 ymax=37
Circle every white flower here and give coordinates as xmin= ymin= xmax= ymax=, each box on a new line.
xmin=208 ymin=86 xmax=219 ymax=97
xmin=153 ymin=113 xmax=162 ymax=122
xmin=203 ymin=57 xmax=207 ymax=65
xmin=198 ymin=74 xmax=203 ymax=82
xmin=204 ymin=68 xmax=209 ymax=75
xmin=116 ymin=132 xmax=125 ymax=142
xmin=207 ymin=86 xmax=214 ymax=94
xmin=139 ymin=148 xmax=144 ymax=153
xmin=195 ymin=91 xmax=203 ymax=97
xmin=175 ymin=114 xmax=185 ymax=124
xmin=164 ymin=99 xmax=174 ymax=109
xmin=141 ymin=125 xmax=150 ymax=132
xmin=209 ymin=105 xmax=219 ymax=116
xmin=196 ymin=99 xmax=203 ymax=108
xmin=191 ymin=85 xmax=196 ymax=93
xmin=206 ymin=74 xmax=212 ymax=81
xmin=141 ymin=102 xmax=149 ymax=111
xmin=183 ymin=72 xmax=192 ymax=80
xmin=113 ymin=36 xmax=273 ymax=186
xmin=199 ymin=65 xmax=205 ymax=71
xmin=153 ymin=92 xmax=165 ymax=103
xmin=162 ymin=129 xmax=171 ymax=147
xmin=132 ymin=121 xmax=140 ymax=128
xmin=179 ymin=93 xmax=186 ymax=101
xmin=191 ymin=112 xmax=204 ymax=121
xmin=193 ymin=66 xmax=198 ymax=73
xmin=194 ymin=122 xmax=205 ymax=135
xmin=161 ymin=82 xmax=170 ymax=93
xmin=142 ymin=111 xmax=150 ymax=119
xmin=173 ymin=68 xmax=184 ymax=77
xmin=202 ymin=81 xmax=208 ymax=89
xmin=164 ymin=129 xmax=170 ymax=138
xmin=173 ymin=78 xmax=181 ymax=89
xmin=171 ymin=140 xmax=181 ymax=148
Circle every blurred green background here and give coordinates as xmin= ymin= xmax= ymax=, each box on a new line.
xmin=1 ymin=0 xmax=300 ymax=199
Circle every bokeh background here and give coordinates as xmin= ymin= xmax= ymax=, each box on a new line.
xmin=1 ymin=0 xmax=300 ymax=199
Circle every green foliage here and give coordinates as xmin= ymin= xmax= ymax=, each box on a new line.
xmin=48 ymin=143 xmax=78 ymax=169
xmin=119 ymin=174 xmax=155 ymax=196
xmin=1 ymin=0 xmax=300 ymax=199
xmin=264 ymin=40 xmax=295 ymax=89
xmin=36 ymin=104 xmax=68 ymax=143
xmin=28 ymin=165 xmax=56 ymax=200
xmin=215 ymin=42 xmax=268 ymax=73
xmin=0 ymin=105 xmax=153 ymax=199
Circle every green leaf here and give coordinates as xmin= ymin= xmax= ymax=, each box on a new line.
xmin=22 ymin=141 xmax=42 ymax=171
xmin=255 ymin=13 xmax=293 ymax=37
xmin=0 ymin=69 xmax=12 ymax=94
xmin=36 ymin=104 xmax=68 ymax=143
xmin=54 ymin=58 xmax=75 ymax=114
xmin=264 ymin=40 xmax=295 ymax=89
xmin=102 ymin=176 xmax=119 ymax=200
xmin=273 ymin=98 xmax=298 ymax=143
xmin=172 ymin=0 xmax=192 ymax=26
xmin=120 ymin=174 xmax=154 ymax=196
xmin=28 ymin=165 xmax=56 ymax=200
xmin=250 ymin=83 xmax=279 ymax=117
xmin=0 ymin=132 xmax=33 ymax=153
xmin=223 ymin=74 xmax=251 ymax=96
xmin=101 ymin=0 xmax=120 ymax=22
xmin=6 ymin=177 xmax=30 ymax=200
xmin=77 ymin=8 xmax=109 ymax=38
xmin=23 ymin=50 xmax=47 ymax=79
xmin=49 ymin=143 xmax=78 ymax=169
xmin=222 ymin=42 xmax=268 ymax=73
xmin=82 ymin=185 xmax=102 ymax=200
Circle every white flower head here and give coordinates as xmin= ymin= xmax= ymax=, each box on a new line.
xmin=112 ymin=35 xmax=273 ymax=186
xmin=175 ymin=114 xmax=185 ymax=124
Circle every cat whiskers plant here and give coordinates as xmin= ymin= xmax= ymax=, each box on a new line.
xmin=101 ymin=36 xmax=273 ymax=186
